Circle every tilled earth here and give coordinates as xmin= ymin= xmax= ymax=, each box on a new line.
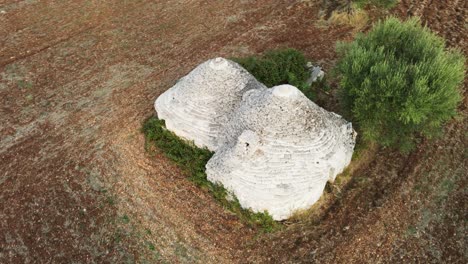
xmin=0 ymin=0 xmax=466 ymax=263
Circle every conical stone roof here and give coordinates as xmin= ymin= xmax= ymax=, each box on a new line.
xmin=206 ymin=85 xmax=356 ymax=220
xmin=155 ymin=57 xmax=266 ymax=151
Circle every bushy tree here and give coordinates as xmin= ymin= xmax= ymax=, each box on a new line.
xmin=337 ymin=17 xmax=465 ymax=152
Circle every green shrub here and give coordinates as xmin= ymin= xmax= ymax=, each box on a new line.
xmin=142 ymin=117 xmax=279 ymax=232
xmin=142 ymin=117 xmax=212 ymax=184
xmin=232 ymin=48 xmax=314 ymax=99
xmin=336 ymin=17 xmax=465 ymax=152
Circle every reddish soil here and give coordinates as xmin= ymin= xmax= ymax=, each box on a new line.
xmin=0 ymin=0 xmax=466 ymax=263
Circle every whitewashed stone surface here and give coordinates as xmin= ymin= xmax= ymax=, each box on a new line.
xmin=206 ymin=85 xmax=356 ymax=220
xmin=155 ymin=57 xmax=266 ymax=151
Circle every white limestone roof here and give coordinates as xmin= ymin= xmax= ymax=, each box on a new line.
xmin=155 ymin=57 xmax=266 ymax=151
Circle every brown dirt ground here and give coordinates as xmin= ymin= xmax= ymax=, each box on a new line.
xmin=0 ymin=0 xmax=466 ymax=263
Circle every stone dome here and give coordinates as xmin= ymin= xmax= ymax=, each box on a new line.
xmin=206 ymin=85 xmax=356 ymax=220
xmin=154 ymin=57 xmax=266 ymax=151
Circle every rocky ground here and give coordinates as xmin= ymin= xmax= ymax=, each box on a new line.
xmin=0 ymin=0 xmax=466 ymax=263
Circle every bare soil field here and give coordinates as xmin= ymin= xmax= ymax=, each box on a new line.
xmin=0 ymin=0 xmax=466 ymax=263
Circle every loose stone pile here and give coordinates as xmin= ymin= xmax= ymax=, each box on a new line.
xmin=155 ymin=58 xmax=356 ymax=220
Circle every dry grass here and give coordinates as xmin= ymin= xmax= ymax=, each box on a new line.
xmin=329 ymin=8 xmax=369 ymax=31
xmin=287 ymin=142 xmax=378 ymax=224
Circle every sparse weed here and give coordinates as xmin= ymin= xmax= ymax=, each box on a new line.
xmin=17 ymin=80 xmax=33 ymax=89
xmin=406 ymin=225 xmax=417 ymax=237
xmin=353 ymin=0 xmax=399 ymax=9
xmin=106 ymin=196 xmax=116 ymax=205
xmin=114 ymin=230 xmax=124 ymax=243
xmin=121 ymin=215 xmax=130 ymax=224
xmin=147 ymin=242 xmax=155 ymax=251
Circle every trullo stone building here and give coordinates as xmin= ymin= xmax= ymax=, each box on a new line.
xmin=155 ymin=58 xmax=356 ymax=220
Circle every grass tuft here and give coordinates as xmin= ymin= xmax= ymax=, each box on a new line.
xmin=329 ymin=8 xmax=368 ymax=31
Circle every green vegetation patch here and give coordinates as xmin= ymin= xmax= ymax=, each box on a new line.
xmin=353 ymin=0 xmax=398 ymax=9
xmin=232 ymin=48 xmax=315 ymax=100
xmin=142 ymin=117 xmax=280 ymax=232
xmin=336 ymin=17 xmax=465 ymax=152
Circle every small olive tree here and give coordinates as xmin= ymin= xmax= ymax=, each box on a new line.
xmin=337 ymin=17 xmax=465 ymax=152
